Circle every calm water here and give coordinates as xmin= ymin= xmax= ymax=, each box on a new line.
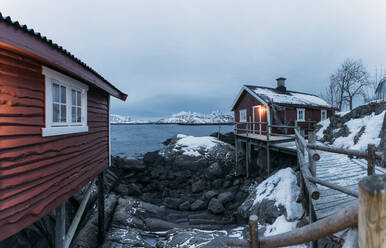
xmin=111 ymin=124 xmax=233 ymax=157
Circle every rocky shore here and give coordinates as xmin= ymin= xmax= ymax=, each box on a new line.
xmin=1 ymin=133 xmax=341 ymax=248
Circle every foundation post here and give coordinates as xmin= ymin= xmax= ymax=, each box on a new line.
xmin=358 ymin=175 xmax=386 ymax=248
xmin=55 ymin=203 xmax=66 ymax=248
xmin=97 ymin=172 xmax=105 ymax=244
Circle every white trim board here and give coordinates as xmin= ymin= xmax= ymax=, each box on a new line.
xmin=230 ymin=85 xmax=268 ymax=110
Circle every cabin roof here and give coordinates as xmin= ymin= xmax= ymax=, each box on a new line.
xmin=0 ymin=13 xmax=127 ymax=101
xmin=232 ymin=84 xmax=331 ymax=110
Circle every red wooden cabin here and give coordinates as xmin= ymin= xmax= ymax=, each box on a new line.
xmin=0 ymin=14 xmax=127 ymax=240
xmin=231 ymin=77 xmax=334 ymax=135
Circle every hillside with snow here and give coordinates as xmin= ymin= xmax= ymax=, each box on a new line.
xmin=315 ymin=100 xmax=386 ymax=152
xmin=157 ymin=111 xmax=234 ymax=124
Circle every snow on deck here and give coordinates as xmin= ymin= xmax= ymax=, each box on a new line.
xmin=310 ymin=151 xmax=385 ymax=219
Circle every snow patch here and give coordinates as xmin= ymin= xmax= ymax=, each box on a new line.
xmin=264 ymin=216 xmax=306 ymax=248
xmin=316 ymin=118 xmax=330 ymax=140
xmin=175 ymin=134 xmax=224 ymax=157
xmin=252 ymin=168 xmax=303 ymax=220
xmin=251 ymin=87 xmax=330 ymax=107
xmin=333 ymin=110 xmax=385 ymax=150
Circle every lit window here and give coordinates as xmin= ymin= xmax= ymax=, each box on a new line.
xmin=42 ymin=67 xmax=88 ymax=137
xmin=297 ymin=108 xmax=305 ymax=121
xmin=321 ymin=109 xmax=327 ymax=121
xmin=239 ymin=109 xmax=247 ymax=122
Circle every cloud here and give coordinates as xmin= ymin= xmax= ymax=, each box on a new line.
xmin=2 ymin=0 xmax=386 ymax=118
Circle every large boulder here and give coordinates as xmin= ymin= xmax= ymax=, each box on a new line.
xmin=127 ymin=183 xmax=142 ymax=196
xmin=206 ymin=162 xmax=224 ymax=178
xmin=237 ymin=168 xmax=304 ymax=224
xmin=208 ymin=198 xmax=225 ymax=214
xmin=190 ymin=200 xmax=207 ymax=211
xmin=192 ymin=179 xmax=206 ymax=193
xmin=217 ymin=192 xmax=234 ymax=204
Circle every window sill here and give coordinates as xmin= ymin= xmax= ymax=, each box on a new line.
xmin=42 ymin=126 xmax=89 ymax=137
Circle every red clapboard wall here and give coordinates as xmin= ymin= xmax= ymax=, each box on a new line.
xmin=0 ymin=47 xmax=109 ymax=240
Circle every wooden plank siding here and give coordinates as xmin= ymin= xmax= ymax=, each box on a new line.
xmin=0 ymin=48 xmax=109 ymax=240
xmin=233 ymin=90 xmax=334 ymax=135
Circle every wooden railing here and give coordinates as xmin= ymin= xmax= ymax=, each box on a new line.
xmin=228 ymin=127 xmax=385 ymax=248
xmin=234 ymin=122 xmax=296 ymax=139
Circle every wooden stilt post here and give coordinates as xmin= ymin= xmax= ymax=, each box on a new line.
xmin=97 ymin=172 xmax=105 ymax=245
xmin=358 ymin=175 xmax=386 ymax=248
xmin=235 ymin=137 xmax=239 ymax=167
xmin=266 ymin=127 xmax=270 ymax=176
xmin=55 ymin=203 xmax=66 ymax=248
xmin=249 ymin=215 xmax=259 ymax=248
xmin=246 ymin=140 xmax=250 ymax=178
xmin=367 ymin=144 xmax=376 ymax=176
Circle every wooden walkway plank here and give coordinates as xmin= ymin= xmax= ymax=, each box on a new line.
xmin=310 ymin=151 xmax=373 ymax=220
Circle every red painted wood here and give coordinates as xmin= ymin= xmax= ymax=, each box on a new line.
xmin=0 ymin=23 xmax=126 ymax=100
xmin=233 ymin=89 xmax=335 ymax=134
xmin=0 ymin=48 xmax=110 ymax=240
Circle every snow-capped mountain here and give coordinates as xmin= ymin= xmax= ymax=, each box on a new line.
xmin=110 ymin=114 xmax=132 ymax=124
xmin=157 ymin=111 xmax=234 ymax=124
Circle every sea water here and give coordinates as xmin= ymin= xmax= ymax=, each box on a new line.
xmin=111 ymin=124 xmax=233 ymax=157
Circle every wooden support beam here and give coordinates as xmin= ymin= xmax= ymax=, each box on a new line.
xmin=297 ymin=149 xmax=320 ymax=200
xmin=97 ymin=172 xmax=105 ymax=245
xmin=306 ymin=175 xmax=358 ymax=198
xmin=64 ymin=180 xmax=95 ymax=248
xmin=246 ymin=141 xmax=250 ymax=178
xmin=367 ymin=144 xmax=376 ymax=176
xmin=227 ymin=203 xmax=358 ymax=248
xmin=358 ymin=175 xmax=386 ymax=248
xmin=55 ymin=203 xmax=66 ymax=248
xmin=235 ymin=137 xmax=239 ymax=167
xmin=249 ymin=215 xmax=259 ymax=248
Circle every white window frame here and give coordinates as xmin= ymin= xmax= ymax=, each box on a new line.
xmin=239 ymin=109 xmax=247 ymax=122
xmin=321 ymin=109 xmax=327 ymax=121
xmin=42 ymin=66 xmax=89 ymax=137
xmin=297 ymin=108 xmax=305 ymax=122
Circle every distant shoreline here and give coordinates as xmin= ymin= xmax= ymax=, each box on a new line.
xmin=111 ymin=122 xmax=234 ymax=126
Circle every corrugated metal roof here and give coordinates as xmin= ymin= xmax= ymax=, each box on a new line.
xmin=0 ymin=12 xmax=127 ymax=100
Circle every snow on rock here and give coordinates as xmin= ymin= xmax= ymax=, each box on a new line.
xmin=333 ymin=110 xmax=385 ymax=150
xmin=238 ymin=168 xmax=304 ymax=222
xmin=174 ymin=134 xmax=222 ymax=157
xmin=264 ymin=216 xmax=306 ymax=248
xmin=315 ymin=118 xmax=330 ymax=140
xmin=157 ymin=111 xmax=234 ymax=124
xmin=164 ymin=227 xmax=246 ymax=248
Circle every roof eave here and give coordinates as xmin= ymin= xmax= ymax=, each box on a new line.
xmin=0 ymin=19 xmax=127 ymax=101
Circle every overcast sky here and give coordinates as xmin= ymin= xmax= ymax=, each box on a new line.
xmin=2 ymin=1 xmax=386 ymax=120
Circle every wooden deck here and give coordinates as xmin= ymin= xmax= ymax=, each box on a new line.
xmin=311 ymin=151 xmax=386 ymax=219
xmin=235 ymin=133 xmax=295 ymax=143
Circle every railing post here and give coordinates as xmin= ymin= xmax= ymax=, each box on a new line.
xmin=249 ymin=215 xmax=259 ymax=248
xmin=247 ymin=122 xmax=249 ymax=137
xmin=367 ymin=144 xmax=376 ymax=176
xmin=358 ymin=175 xmax=386 ymax=248
xmin=308 ymin=131 xmax=316 ymax=177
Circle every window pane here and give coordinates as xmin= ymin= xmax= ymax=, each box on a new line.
xmin=60 ymin=86 xmax=66 ymax=104
xmin=53 ymin=103 xmax=59 ymax=122
xmin=72 ymin=106 xmax=76 ymax=122
xmin=72 ymin=89 xmax=76 ymax=106
xmin=53 ymin=83 xmax=59 ymax=102
xmin=77 ymin=107 xmax=81 ymax=122
xmin=60 ymin=104 xmax=66 ymax=122
xmin=77 ymin=91 xmax=81 ymax=106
